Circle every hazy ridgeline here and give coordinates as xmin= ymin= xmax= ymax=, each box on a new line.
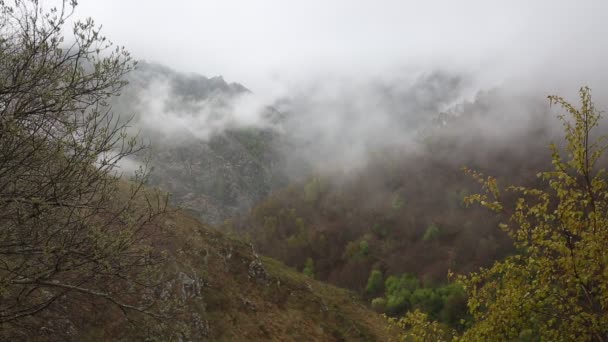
xmin=111 ymin=60 xmax=602 ymax=297
xmin=112 ymin=60 xmax=587 ymax=224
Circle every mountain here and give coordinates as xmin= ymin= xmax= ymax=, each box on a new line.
xmin=221 ymin=87 xmax=565 ymax=327
xmin=111 ymin=62 xmax=288 ymax=224
xmin=110 ymin=63 xmax=578 ymax=330
xmin=1 ymin=182 xmax=396 ymax=341
xmin=83 ymin=208 xmax=396 ymax=340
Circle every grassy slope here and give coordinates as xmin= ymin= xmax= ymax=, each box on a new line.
xmin=75 ymin=205 xmax=395 ymax=341
xmin=161 ymin=210 xmax=395 ymax=341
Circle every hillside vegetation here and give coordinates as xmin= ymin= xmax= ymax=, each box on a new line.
xmin=224 ymin=89 xmax=556 ymax=301
xmin=3 ymin=0 xmax=608 ymax=340
xmin=1 ymin=181 xmax=397 ymax=340
xmin=383 ymin=87 xmax=608 ymax=341
xmin=74 ymin=206 xmax=398 ymax=341
xmin=0 ymin=2 xmax=394 ymax=340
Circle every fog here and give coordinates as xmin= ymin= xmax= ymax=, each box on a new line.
xmin=69 ymin=0 xmax=608 ymax=175
xmin=77 ymin=0 xmax=608 ymax=92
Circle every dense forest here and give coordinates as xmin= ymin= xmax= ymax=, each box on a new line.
xmin=1 ymin=0 xmax=607 ymax=341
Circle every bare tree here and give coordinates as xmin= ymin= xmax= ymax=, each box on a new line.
xmin=0 ymin=0 xmax=168 ymax=338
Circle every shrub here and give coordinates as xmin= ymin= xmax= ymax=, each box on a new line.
xmin=365 ymin=270 xmax=384 ymax=294
xmin=371 ymin=297 xmax=387 ymax=312
xmin=302 ymin=257 xmax=315 ymax=278
xmin=422 ymin=224 xmax=440 ymax=241
xmin=459 ymin=87 xmax=608 ymax=340
xmin=387 ymin=309 xmax=453 ymax=342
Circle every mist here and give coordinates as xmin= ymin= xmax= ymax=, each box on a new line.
xmin=112 ymin=62 xmax=587 ymax=181
xmin=76 ymin=0 xmax=608 ymax=91
xmin=117 ymin=63 xmax=274 ymax=142
xmin=73 ymin=0 xmax=608 ymax=183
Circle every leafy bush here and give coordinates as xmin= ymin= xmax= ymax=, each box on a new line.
xmin=371 ymin=223 xmax=389 ymax=238
xmin=371 ymin=297 xmax=387 ymax=312
xmin=458 ymin=87 xmax=608 ymax=340
xmin=302 ymin=257 xmax=315 ymax=278
xmin=342 ymin=238 xmax=371 ymax=261
xmin=384 ymin=274 xmax=420 ymax=315
xmin=422 ymin=224 xmax=441 ymax=242
xmin=379 ymin=273 xmax=468 ymax=330
xmin=365 ymin=270 xmax=384 ymax=294
xmin=411 ymin=288 xmax=443 ymax=318
xmin=387 ymin=309 xmax=454 ymax=342
xmin=359 ymin=240 xmax=370 ymax=256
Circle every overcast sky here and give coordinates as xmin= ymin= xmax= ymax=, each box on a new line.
xmin=75 ymin=0 xmax=608 ymax=94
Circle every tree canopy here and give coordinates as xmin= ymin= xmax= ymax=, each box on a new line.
xmin=0 ymin=0 xmax=167 ymax=338
xmin=457 ymin=87 xmax=608 ymax=340
xmin=390 ymin=87 xmax=608 ymax=341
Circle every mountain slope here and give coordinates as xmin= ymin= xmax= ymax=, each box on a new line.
xmin=156 ymin=210 xmax=395 ymax=341
xmin=111 ymin=62 xmax=287 ymax=224
xmin=226 ymin=88 xmax=557 ymax=287
xmin=74 ymin=205 xmax=396 ymax=341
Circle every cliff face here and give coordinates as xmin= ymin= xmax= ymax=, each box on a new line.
xmin=112 ymin=62 xmax=288 ymax=224
xmin=146 ymin=128 xmax=287 ymax=223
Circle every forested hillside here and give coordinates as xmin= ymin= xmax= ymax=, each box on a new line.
xmin=223 ymin=87 xmax=608 ymax=338
xmin=113 ymin=54 xmax=593 ymax=335
xmin=0 ymin=2 xmax=394 ymax=340
xmin=2 ymin=0 xmax=608 ymax=340
xmin=219 ymin=88 xmax=560 ymax=326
